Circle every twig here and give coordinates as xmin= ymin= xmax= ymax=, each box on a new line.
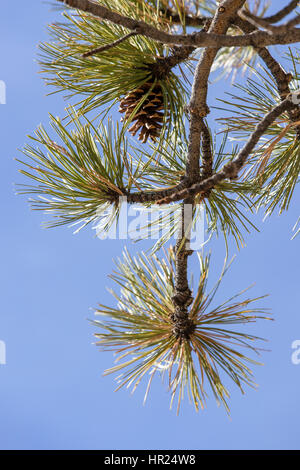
xmin=263 ymin=0 xmax=299 ymax=24
xmin=235 ymin=16 xmax=300 ymax=137
xmin=286 ymin=14 xmax=300 ymax=29
xmin=148 ymin=45 xmax=195 ymax=79
xmin=162 ymin=8 xmax=212 ymax=29
xmin=165 ymin=0 xmax=299 ymax=28
xmin=240 ymin=9 xmax=300 ymax=34
xmin=82 ymin=31 xmax=138 ymax=57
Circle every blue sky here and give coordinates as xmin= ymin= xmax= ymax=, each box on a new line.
xmin=0 ymin=0 xmax=299 ymax=450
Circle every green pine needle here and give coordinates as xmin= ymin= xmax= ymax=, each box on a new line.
xmin=93 ymin=248 xmax=270 ymax=414
xmin=39 ymin=1 xmax=191 ymax=134
xmin=134 ymin=128 xmax=259 ymax=250
xmin=215 ymin=58 xmax=300 ymax=216
xmin=17 ymin=110 xmax=144 ymax=232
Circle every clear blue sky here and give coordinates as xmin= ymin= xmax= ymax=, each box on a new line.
xmin=0 ymin=1 xmax=299 ymax=450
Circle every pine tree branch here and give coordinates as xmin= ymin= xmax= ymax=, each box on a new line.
xmin=171 ymin=1 xmax=247 ymax=331
xmin=162 ymin=8 xmax=212 ymax=29
xmin=82 ymin=31 xmax=138 ymax=57
xmin=235 ymin=16 xmax=300 ymax=137
xmin=125 ymin=97 xmax=296 ymax=205
xmin=171 ymin=199 xmax=195 ymax=335
xmin=263 ymin=0 xmax=299 ymax=24
xmin=148 ymin=45 xmax=195 ymax=79
xmin=240 ymin=9 xmax=300 ymax=33
xmin=185 ymin=0 xmax=246 ymax=184
xmin=157 ymin=98 xmax=297 ymax=204
xmin=56 ymin=0 xmax=300 ymax=48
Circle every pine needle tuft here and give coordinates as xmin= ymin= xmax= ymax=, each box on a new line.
xmin=93 ymin=248 xmax=270 ymax=414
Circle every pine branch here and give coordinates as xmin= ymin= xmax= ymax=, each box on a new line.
xmin=125 ymin=97 xmax=297 ymax=205
xmin=93 ymin=248 xmax=270 ymax=413
xmin=19 ymin=0 xmax=298 ymax=413
xmin=157 ymin=98 xmax=297 ymax=204
xmin=235 ymin=15 xmax=300 ymax=137
xmin=82 ymin=31 xmax=138 ymax=57
xmin=162 ymin=8 xmax=212 ymax=29
xmin=170 ymin=1 xmax=247 ymax=341
xmin=56 ymin=0 xmax=300 ymax=48
xmin=171 ymin=199 xmax=195 ymax=337
xmin=240 ymin=8 xmax=300 ymax=33
xmin=263 ymin=0 xmax=299 ymax=24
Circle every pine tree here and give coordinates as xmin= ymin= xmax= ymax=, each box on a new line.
xmin=18 ymin=0 xmax=300 ymax=413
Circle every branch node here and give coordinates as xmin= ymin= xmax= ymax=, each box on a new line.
xmin=187 ymin=104 xmax=210 ymax=118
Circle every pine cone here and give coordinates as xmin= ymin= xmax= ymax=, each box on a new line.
xmin=119 ymin=82 xmax=166 ymax=143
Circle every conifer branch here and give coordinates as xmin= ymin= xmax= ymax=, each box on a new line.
xmin=19 ymin=0 xmax=300 ymax=412
xmin=56 ymin=0 xmax=300 ymax=48
xmin=235 ymin=16 xmax=300 ymax=136
xmin=262 ymin=0 xmax=299 ymax=24
xmin=240 ymin=8 xmax=300 ymax=33
xmin=125 ymin=97 xmax=297 ymax=205
xmin=170 ymin=1 xmax=247 ymax=339
xmin=161 ymin=8 xmax=212 ymax=29
xmin=171 ymin=199 xmax=195 ymax=338
xmin=157 ymin=98 xmax=297 ymax=204
xmin=82 ymin=31 xmax=138 ymax=57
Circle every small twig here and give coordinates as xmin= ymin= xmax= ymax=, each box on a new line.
xmin=240 ymin=9 xmax=300 ymax=34
xmin=263 ymin=0 xmax=299 ymax=24
xmin=235 ymin=15 xmax=300 ymax=137
xmin=234 ymin=16 xmax=292 ymax=98
xmin=82 ymin=31 xmax=138 ymax=57
xmin=239 ymin=11 xmax=280 ymax=32
xmin=286 ymin=14 xmax=300 ymax=29
xmin=148 ymin=45 xmax=195 ymax=80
